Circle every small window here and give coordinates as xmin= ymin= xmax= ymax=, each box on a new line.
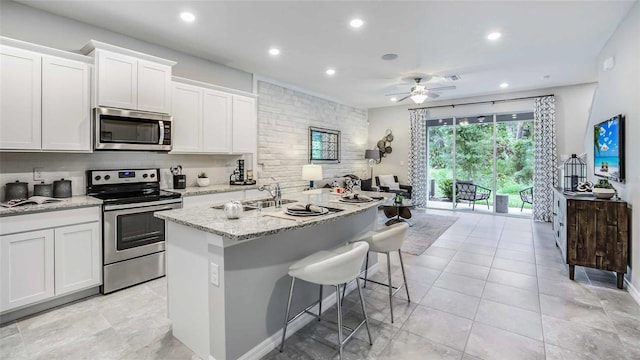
xmin=309 ymin=127 xmax=340 ymax=163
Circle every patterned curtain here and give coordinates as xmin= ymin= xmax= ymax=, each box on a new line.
xmin=408 ymin=109 xmax=429 ymax=208
xmin=533 ymin=96 xmax=557 ymax=222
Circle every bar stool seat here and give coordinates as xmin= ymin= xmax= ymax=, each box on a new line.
xmin=351 ymin=222 xmax=410 ymax=323
xmin=280 ymin=242 xmax=372 ymax=359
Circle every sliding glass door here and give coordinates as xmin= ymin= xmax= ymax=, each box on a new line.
xmin=426 ymin=111 xmax=534 ymax=217
xmin=455 ymin=115 xmax=494 ymax=213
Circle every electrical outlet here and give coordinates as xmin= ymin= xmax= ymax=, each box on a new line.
xmin=210 ymin=262 xmax=219 ymax=287
xmin=33 ymin=168 xmax=44 ymax=181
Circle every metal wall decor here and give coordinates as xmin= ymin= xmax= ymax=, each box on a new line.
xmin=309 ymin=127 xmax=341 ymax=163
xmin=375 ymin=129 xmax=394 ymax=162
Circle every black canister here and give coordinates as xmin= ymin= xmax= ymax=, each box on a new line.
xmin=5 ymin=181 xmax=29 ymax=201
xmin=53 ymin=178 xmax=72 ymax=198
xmin=173 ymin=175 xmax=186 ymax=189
xmin=33 ymin=182 xmax=53 ymax=197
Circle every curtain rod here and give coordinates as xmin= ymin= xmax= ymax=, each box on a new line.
xmin=407 ymin=94 xmax=554 ymax=111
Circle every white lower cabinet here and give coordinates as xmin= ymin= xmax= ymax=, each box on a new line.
xmin=54 ymin=222 xmax=101 ymax=296
xmin=0 ymin=230 xmax=55 ymax=311
xmin=0 ymin=208 xmax=102 ymax=313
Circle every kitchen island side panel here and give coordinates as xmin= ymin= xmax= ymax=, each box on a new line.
xmin=222 ymin=208 xmax=377 ymax=360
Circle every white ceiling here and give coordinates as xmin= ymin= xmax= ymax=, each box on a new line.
xmin=17 ymin=0 xmax=635 ymax=108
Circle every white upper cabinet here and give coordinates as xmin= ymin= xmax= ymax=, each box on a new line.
xmin=171 ymin=82 xmax=203 ymax=153
xmin=137 ymin=60 xmax=172 ymax=113
xmin=84 ymin=41 xmax=176 ymax=114
xmin=96 ymin=50 xmax=138 ymax=110
xmin=1 ymin=42 xmax=92 ymax=152
xmin=203 ymin=89 xmax=232 ymax=153
xmin=232 ymin=96 xmax=256 ymax=154
xmin=170 ymin=79 xmax=256 ymax=155
xmin=41 ymin=56 xmax=91 ymax=151
xmin=0 ymin=46 xmax=42 ymax=150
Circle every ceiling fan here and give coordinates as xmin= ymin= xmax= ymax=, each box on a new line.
xmin=385 ymin=78 xmax=456 ymax=104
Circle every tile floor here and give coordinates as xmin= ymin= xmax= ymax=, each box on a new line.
xmin=2 ymin=209 xmax=639 ymax=360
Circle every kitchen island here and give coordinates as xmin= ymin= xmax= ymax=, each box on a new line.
xmin=155 ymin=191 xmax=389 ymax=360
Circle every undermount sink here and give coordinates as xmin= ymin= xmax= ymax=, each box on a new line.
xmin=211 ymin=198 xmax=297 ymax=211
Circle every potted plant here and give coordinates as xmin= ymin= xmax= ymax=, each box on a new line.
xmin=592 ymin=179 xmax=616 ymax=199
xmin=197 ymin=172 xmax=210 ymax=187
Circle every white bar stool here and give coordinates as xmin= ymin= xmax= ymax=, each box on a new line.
xmin=351 ymin=222 xmax=410 ymax=323
xmin=280 ymin=242 xmax=372 ymax=359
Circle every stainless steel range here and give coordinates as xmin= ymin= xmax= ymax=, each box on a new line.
xmin=87 ymin=168 xmax=182 ymax=294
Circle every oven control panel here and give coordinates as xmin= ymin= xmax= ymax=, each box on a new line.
xmin=88 ymin=169 xmax=159 ymax=186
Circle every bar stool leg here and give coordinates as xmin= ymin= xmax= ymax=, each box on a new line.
xmin=318 ymin=285 xmax=323 ymax=321
xmin=356 ymin=278 xmax=373 ymax=345
xmin=363 ymin=252 xmax=369 ymax=288
xmin=387 ymin=252 xmax=394 ymax=323
xmin=336 ymin=284 xmax=344 ymax=360
xmin=398 ymin=250 xmax=411 ymax=303
xmin=279 ymin=277 xmax=296 ymax=352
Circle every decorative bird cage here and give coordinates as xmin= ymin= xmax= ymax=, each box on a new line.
xmin=563 ymin=154 xmax=586 ymax=191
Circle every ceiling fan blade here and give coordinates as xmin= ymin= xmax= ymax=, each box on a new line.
xmin=427 ymin=85 xmax=456 ymax=91
xmin=395 ymin=95 xmax=412 ymax=102
xmin=385 ymin=92 xmax=410 ymax=96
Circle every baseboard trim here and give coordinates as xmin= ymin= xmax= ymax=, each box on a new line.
xmin=624 ymin=278 xmax=640 ymax=306
xmin=237 ymin=263 xmax=380 ymax=360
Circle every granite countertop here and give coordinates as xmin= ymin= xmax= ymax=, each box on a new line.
xmin=0 ymin=196 xmax=103 ymax=217
xmin=167 ymin=184 xmax=260 ymax=197
xmin=155 ymin=191 xmax=392 ymax=242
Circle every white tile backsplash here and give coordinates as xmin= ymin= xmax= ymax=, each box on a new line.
xmin=0 ymin=152 xmax=246 ymax=200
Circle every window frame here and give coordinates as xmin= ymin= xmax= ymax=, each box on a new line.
xmin=308 ymin=126 xmax=341 ymax=163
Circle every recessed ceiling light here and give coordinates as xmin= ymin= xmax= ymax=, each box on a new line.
xmin=269 ymin=48 xmax=280 ymax=56
xmin=487 ymin=32 xmax=502 ymax=41
xmin=350 ymin=18 xmax=364 ymax=28
xmin=180 ymin=12 xmax=195 ymax=23
xmin=325 ymin=68 xmax=336 ymax=76
xmin=500 ymin=82 xmax=509 ymax=88
xmin=381 ymin=53 xmax=398 ymax=61
xmin=390 ymin=97 xmax=397 ymax=102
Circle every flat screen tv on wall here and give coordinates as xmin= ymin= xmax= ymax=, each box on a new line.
xmin=594 ymin=114 xmax=625 ymax=182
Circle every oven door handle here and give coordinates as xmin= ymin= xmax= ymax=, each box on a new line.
xmin=103 ymin=199 xmax=182 ymax=212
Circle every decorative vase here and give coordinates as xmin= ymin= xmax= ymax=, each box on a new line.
xmin=592 ymin=188 xmax=615 ymax=199
xmin=197 ymin=177 xmax=210 ymax=187
xmin=224 ymin=201 xmax=244 ymax=219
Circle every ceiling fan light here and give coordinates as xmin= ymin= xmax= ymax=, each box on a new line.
xmin=410 ymin=94 xmax=428 ymax=104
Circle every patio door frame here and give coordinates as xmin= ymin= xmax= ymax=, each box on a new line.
xmin=427 ymin=111 xmax=532 ymax=217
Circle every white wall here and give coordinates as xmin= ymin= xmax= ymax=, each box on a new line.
xmin=584 ymin=2 xmax=639 ymax=294
xmin=257 ymin=81 xmax=369 ymax=191
xmin=0 ymin=0 xmax=252 ymax=92
xmin=368 ymin=83 xmax=597 ymax=184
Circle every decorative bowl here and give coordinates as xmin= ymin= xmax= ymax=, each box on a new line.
xmin=196 ymin=177 xmax=210 ymax=187
xmin=592 ymin=188 xmax=615 ymax=199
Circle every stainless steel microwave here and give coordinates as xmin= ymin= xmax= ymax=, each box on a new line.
xmin=94 ymin=107 xmax=172 ymax=151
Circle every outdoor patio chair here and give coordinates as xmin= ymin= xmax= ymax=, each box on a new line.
xmin=519 ymin=187 xmax=533 ymax=211
xmin=455 ymin=181 xmax=491 ymax=210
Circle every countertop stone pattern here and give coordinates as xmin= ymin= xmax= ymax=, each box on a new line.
xmin=0 ymin=196 xmax=103 ymax=217
xmin=155 ymin=192 xmax=390 ymax=242
xmin=166 ymin=184 xmax=259 ymax=197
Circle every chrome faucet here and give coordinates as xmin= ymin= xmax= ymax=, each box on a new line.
xmin=259 ymin=177 xmax=282 ymax=208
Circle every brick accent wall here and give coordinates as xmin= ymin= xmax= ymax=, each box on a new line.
xmin=257 ymin=81 xmax=369 ymax=191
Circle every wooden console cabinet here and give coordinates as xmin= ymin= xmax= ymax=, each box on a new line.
xmin=553 ymin=188 xmax=629 ymax=289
